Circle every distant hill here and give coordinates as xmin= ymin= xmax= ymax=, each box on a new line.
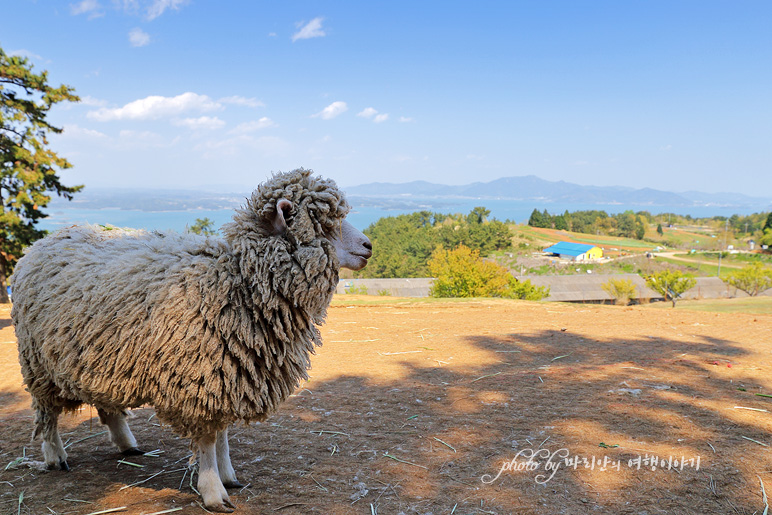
xmin=49 ymin=188 xmax=248 ymax=212
xmin=346 ymin=175 xmax=771 ymax=210
xmin=47 ymin=176 xmax=771 ymax=214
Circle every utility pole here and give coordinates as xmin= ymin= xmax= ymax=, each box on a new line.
xmin=718 ymin=218 xmax=729 ymax=277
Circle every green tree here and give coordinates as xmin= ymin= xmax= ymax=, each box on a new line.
xmin=634 ymin=215 xmax=646 ymax=240
xmin=428 ymin=245 xmax=548 ymax=300
xmin=466 ymin=206 xmax=490 ymax=225
xmin=528 ymin=208 xmax=544 ymax=228
xmin=761 ymin=228 xmax=772 ymax=250
xmin=358 ymin=208 xmax=512 ymax=279
xmin=763 ymin=212 xmax=772 ymax=232
xmin=644 ymin=270 xmax=697 ymax=308
xmin=553 ymin=214 xmax=568 ymax=231
xmin=656 ymin=223 xmax=664 ymax=236
xmin=601 ymin=278 xmax=638 ymax=306
xmin=1 ymin=47 xmax=83 ymax=302
xmin=188 ymin=217 xmax=217 ymax=235
xmin=724 ymin=262 xmax=772 ymax=297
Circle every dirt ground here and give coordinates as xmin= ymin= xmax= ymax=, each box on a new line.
xmin=1 ymin=298 xmax=772 ymax=515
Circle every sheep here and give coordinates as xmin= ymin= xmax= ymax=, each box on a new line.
xmin=11 ymin=168 xmax=372 ymax=512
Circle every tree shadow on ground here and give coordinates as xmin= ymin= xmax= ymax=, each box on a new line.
xmin=1 ymin=323 xmax=770 ymax=514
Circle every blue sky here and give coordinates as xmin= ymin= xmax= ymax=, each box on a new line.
xmin=3 ymin=1 xmax=771 ymax=196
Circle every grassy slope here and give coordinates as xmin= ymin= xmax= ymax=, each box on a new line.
xmin=642 ymin=296 xmax=772 ymax=314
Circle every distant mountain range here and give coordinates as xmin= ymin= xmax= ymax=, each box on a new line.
xmin=48 ymin=175 xmax=771 ymax=213
xmin=345 ymin=175 xmax=772 ymax=210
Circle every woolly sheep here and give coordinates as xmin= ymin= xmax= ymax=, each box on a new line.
xmin=11 ymin=169 xmax=372 ymax=512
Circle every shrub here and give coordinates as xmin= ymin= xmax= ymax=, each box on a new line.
xmin=644 ymin=270 xmax=696 ymax=307
xmin=346 ymin=284 xmax=369 ymax=295
xmin=428 ymin=245 xmax=548 ymax=300
xmin=725 ymin=262 xmax=772 ymax=296
xmin=601 ymin=278 xmax=638 ymax=305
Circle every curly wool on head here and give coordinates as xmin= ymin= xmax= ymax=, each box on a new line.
xmin=224 ymin=169 xmax=351 ymax=242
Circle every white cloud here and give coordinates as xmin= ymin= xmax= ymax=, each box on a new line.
xmin=219 ymin=96 xmax=264 ymax=108
xmin=128 ymin=28 xmax=151 ymax=47
xmin=173 ymin=116 xmax=226 ymax=130
xmin=146 ymin=0 xmax=188 ymax=20
xmin=88 ymin=92 xmax=221 ymax=121
xmin=312 ymin=101 xmax=347 ymax=120
xmin=373 ymin=113 xmax=389 ymax=123
xmin=660 ymin=144 xmax=673 ymax=151
xmin=292 ymin=17 xmax=326 ymax=42
xmin=399 ymin=116 xmax=414 ymax=123
xmin=61 ymin=124 xmax=109 ymax=139
xmin=229 ymin=117 xmax=275 ymax=134
xmin=70 ymin=0 xmax=103 ymax=18
xmin=357 ymin=107 xmax=378 ymax=119
xmin=8 ymin=49 xmax=43 ymax=61
xmin=80 ymin=95 xmax=109 ymax=107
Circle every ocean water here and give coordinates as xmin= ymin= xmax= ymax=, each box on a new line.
xmin=38 ymin=199 xmax=766 ymax=234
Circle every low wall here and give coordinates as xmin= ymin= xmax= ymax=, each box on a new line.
xmin=336 ymin=278 xmax=433 ymax=297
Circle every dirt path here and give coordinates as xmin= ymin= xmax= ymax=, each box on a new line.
xmin=655 ymin=251 xmax=746 ymax=270
xmin=1 ymin=299 xmax=772 ymax=514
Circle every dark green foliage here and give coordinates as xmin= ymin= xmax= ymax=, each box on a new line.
xmin=357 ymin=208 xmax=513 ymax=278
xmin=188 ymin=217 xmax=217 ymax=235
xmin=1 ymin=47 xmax=83 ymax=302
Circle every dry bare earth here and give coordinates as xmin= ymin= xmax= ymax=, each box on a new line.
xmin=1 ymin=299 xmax=772 ymax=514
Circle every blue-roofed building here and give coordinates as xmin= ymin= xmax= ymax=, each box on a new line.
xmin=543 ymin=242 xmax=603 ymax=261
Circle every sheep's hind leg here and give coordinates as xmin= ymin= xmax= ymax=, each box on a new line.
xmin=216 ymin=427 xmax=243 ymax=489
xmin=97 ymin=409 xmax=142 ymax=455
xmin=35 ymin=407 xmax=69 ymax=471
xmin=196 ymin=433 xmax=236 ymax=513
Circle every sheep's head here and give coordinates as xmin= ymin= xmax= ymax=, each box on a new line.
xmin=225 ymin=169 xmax=372 ymax=271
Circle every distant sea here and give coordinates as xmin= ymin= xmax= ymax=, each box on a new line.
xmin=37 ymin=198 xmax=768 ymax=234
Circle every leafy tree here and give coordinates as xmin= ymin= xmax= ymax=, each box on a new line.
xmin=358 ymin=208 xmax=512 ymax=279
xmin=428 ymin=245 xmax=548 ymax=300
xmin=188 ymin=217 xmax=217 ymax=235
xmin=528 ymin=208 xmax=545 ymax=228
xmin=553 ymin=214 xmax=568 ymax=231
xmin=761 ymin=228 xmax=772 ymax=250
xmin=656 ymin=223 xmax=664 ymax=236
xmin=1 ymin=47 xmax=83 ymax=302
xmin=466 ymin=206 xmax=490 ymax=225
xmin=601 ymin=278 xmax=638 ymax=306
xmin=634 ymin=215 xmax=646 ymax=240
xmin=724 ymin=262 xmax=772 ymax=296
xmin=764 ymin=212 xmax=772 ymax=232
xmin=644 ymin=270 xmax=696 ymax=308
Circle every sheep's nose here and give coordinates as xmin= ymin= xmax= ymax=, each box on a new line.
xmin=363 ymin=240 xmax=372 ymax=251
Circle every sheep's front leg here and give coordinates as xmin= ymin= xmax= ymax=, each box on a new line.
xmin=196 ymin=434 xmax=236 ymax=513
xmin=97 ymin=409 xmax=142 ymax=455
xmin=216 ymin=427 xmax=243 ymax=489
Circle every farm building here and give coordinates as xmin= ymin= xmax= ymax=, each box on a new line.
xmin=543 ymin=242 xmax=603 ymax=261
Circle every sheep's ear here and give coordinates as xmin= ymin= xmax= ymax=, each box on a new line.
xmin=271 ymin=198 xmax=293 ymax=235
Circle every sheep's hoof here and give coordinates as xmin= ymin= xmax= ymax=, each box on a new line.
xmin=121 ymin=447 xmax=144 ymax=456
xmin=223 ymin=480 xmax=244 ymax=489
xmin=48 ymin=460 xmax=70 ymax=471
xmin=206 ymin=500 xmax=236 ymax=513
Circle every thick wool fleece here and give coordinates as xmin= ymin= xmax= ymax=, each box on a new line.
xmin=12 ymin=169 xmax=349 ymax=440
